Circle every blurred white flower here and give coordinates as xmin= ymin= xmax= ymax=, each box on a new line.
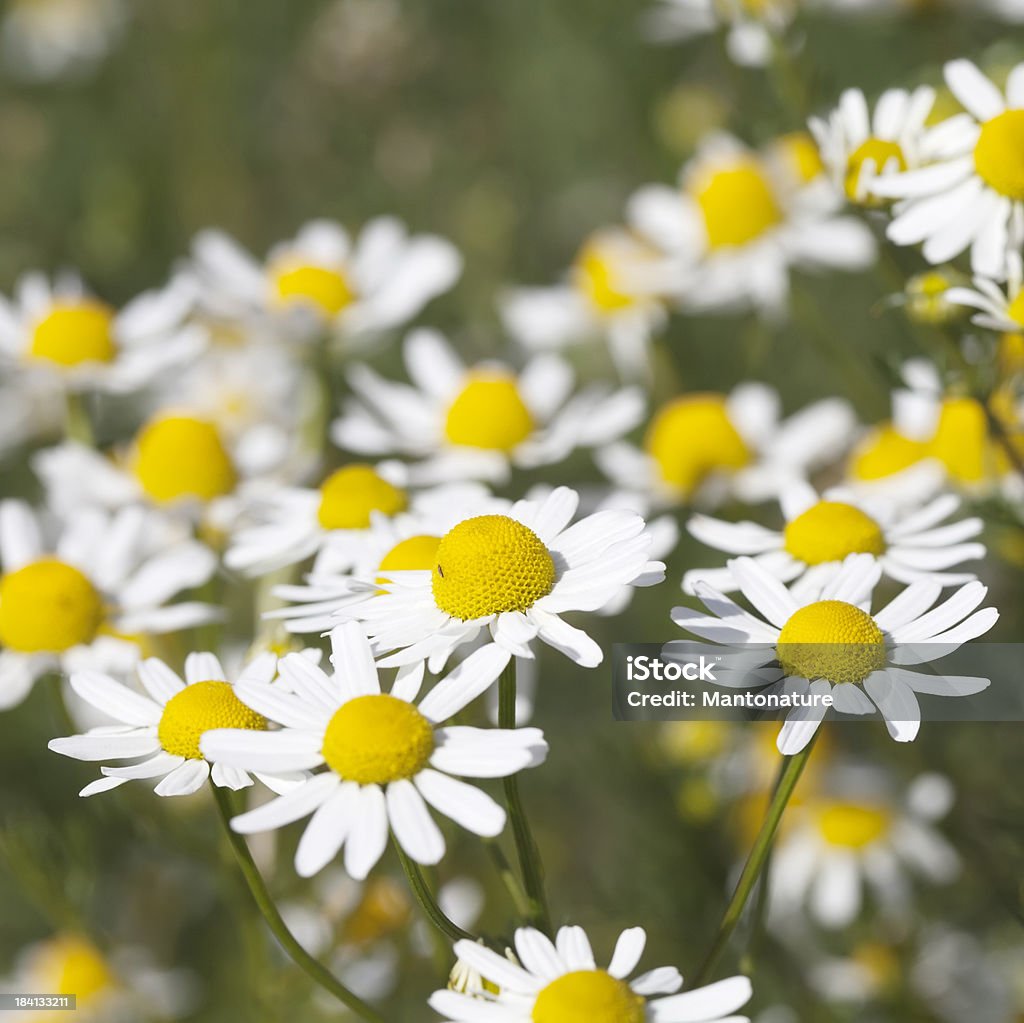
xmin=946 ymin=250 xmax=1024 ymax=333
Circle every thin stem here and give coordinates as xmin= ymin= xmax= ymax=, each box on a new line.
xmin=392 ymin=838 xmax=477 ymax=943
xmin=498 ymin=659 xmax=552 ymax=934
xmin=64 ymin=391 xmax=94 ymax=446
xmin=692 ymin=732 xmax=818 ymax=987
xmin=484 ymin=838 xmax=533 ymax=921
xmin=984 ymin=398 xmax=1024 ymax=483
xmin=210 ymin=785 xmax=388 ymax=1023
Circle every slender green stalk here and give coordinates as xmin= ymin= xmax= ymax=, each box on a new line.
xmin=692 ymin=733 xmax=818 ymax=986
xmin=64 ymin=391 xmax=94 ymax=445
xmin=392 ymin=838 xmax=477 ymax=943
xmin=497 ymin=659 xmax=552 ymax=934
xmin=484 ymin=838 xmax=533 ymax=921
xmin=210 ymin=785 xmax=388 ymax=1023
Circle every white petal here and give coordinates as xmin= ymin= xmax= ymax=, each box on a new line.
xmin=137 ymin=658 xmax=186 ymax=704
xmin=448 ymin=940 xmax=543 ymax=995
xmin=343 ymin=784 xmax=389 ymax=880
xmin=329 ymin=621 xmax=381 ymax=699
xmin=387 ymin=779 xmax=445 ymax=865
xmin=230 ymin=773 xmax=340 ymax=833
xmin=417 ymin=644 xmax=511 ymax=722
xmin=69 ymin=670 xmax=162 ymax=726
xmin=415 ymin=768 xmax=506 ymax=837
xmin=608 ymin=927 xmax=647 ymax=979
xmin=154 ymin=759 xmax=210 ymax=797
xmin=647 ymin=976 xmax=753 ymax=1021
xmin=185 ymin=652 xmax=226 ymax=684
xmin=200 ymin=729 xmax=325 ymax=773
xmin=295 ymin=781 xmax=360 ymax=877
xmin=48 ymin=732 xmax=160 ymax=762
xmin=864 ymin=672 xmax=921 ymax=742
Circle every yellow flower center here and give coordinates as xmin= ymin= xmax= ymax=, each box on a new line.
xmin=271 ymin=262 xmax=356 ymax=315
xmin=777 ymin=600 xmax=886 ymax=684
xmin=693 ymin=159 xmax=783 ymax=249
xmin=317 ymin=465 xmax=408 ymax=530
xmin=443 ymin=373 xmax=535 ymax=452
xmin=848 ymin=424 xmax=928 ymax=481
xmin=376 ymin=534 xmax=441 ymax=588
xmin=321 ymin=693 xmax=435 ymax=784
xmin=973 ymin=110 xmax=1024 ymax=201
xmin=929 ymin=397 xmax=992 ymax=484
xmin=817 ymin=802 xmax=891 ymax=848
xmin=157 ymin=680 xmax=267 ymax=760
xmin=776 ymin=131 xmax=825 ymax=185
xmin=575 ymin=239 xmax=637 ymax=314
xmin=845 ymin=138 xmax=907 ymax=203
xmin=1006 ymin=289 xmax=1024 ymax=328
xmin=532 ymin=970 xmax=644 ymax=1023
xmin=35 ymin=936 xmax=114 ymax=1000
xmin=644 ymin=394 xmax=751 ymax=497
xmin=905 ymin=270 xmax=964 ymax=326
xmin=432 ymin=515 xmax=555 ymax=620
xmin=29 ymin=301 xmax=116 ymax=368
xmin=134 ymin=415 xmax=237 ymax=504
xmin=341 ymin=877 xmax=412 ymax=944
xmin=784 ymin=501 xmax=886 ymax=565
xmin=0 ymin=559 xmax=104 ymax=653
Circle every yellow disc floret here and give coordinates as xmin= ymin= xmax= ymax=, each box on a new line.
xmin=784 ymin=501 xmax=886 ymax=565
xmin=928 ymin=397 xmax=994 ymax=484
xmin=134 ymin=415 xmax=237 ymax=504
xmin=1006 ymin=290 xmax=1024 ymax=329
xmin=272 ymin=262 xmax=355 ymax=316
xmin=845 ymin=138 xmax=906 ymax=202
xmin=693 ymin=158 xmax=783 ymax=249
xmin=532 ymin=970 xmax=645 ymax=1023
xmin=775 ymin=131 xmax=825 ymax=186
xmin=158 ymin=680 xmax=267 ymax=760
xmin=376 ymin=534 xmax=441 ymax=588
xmin=817 ymin=801 xmax=891 ymax=848
xmin=34 ymin=935 xmax=115 ymax=1000
xmin=575 ymin=239 xmax=637 ymax=314
xmin=848 ymin=424 xmax=928 ymax=481
xmin=432 ymin=515 xmax=555 ymax=620
xmin=777 ymin=600 xmax=886 ymax=684
xmin=0 ymin=559 xmax=104 ymax=653
xmin=29 ymin=301 xmax=116 ymax=367
xmin=321 ymin=694 xmax=434 ymax=784
xmin=317 ymin=465 xmax=408 ymax=530
xmin=973 ymin=110 xmax=1024 ymax=201
xmin=444 ymin=373 xmax=535 ymax=452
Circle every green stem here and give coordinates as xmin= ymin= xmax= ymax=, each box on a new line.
xmin=692 ymin=732 xmax=818 ymax=986
xmin=484 ymin=838 xmax=533 ymax=921
xmin=64 ymin=391 xmax=94 ymax=446
xmin=392 ymin=839 xmax=477 ymax=943
xmin=210 ymin=785 xmax=388 ymax=1023
xmin=498 ymin=659 xmax=552 ymax=934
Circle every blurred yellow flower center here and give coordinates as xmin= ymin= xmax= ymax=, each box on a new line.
xmin=777 ymin=600 xmax=886 ymax=684
xmin=35 ymin=936 xmax=114 ymax=1000
xmin=845 ymin=138 xmax=906 ymax=201
xmin=317 ymin=465 xmax=408 ymax=529
xmin=444 ymin=373 xmax=535 ymax=452
xmin=432 ymin=515 xmax=555 ymax=620
xmin=376 ymin=534 xmax=441 ymax=588
xmin=929 ymin=397 xmax=990 ymax=483
xmin=342 ymin=877 xmax=412 ymax=943
xmin=575 ymin=240 xmax=636 ymax=313
xmin=158 ymin=680 xmax=267 ymax=760
xmin=849 ymin=424 xmax=928 ymax=480
xmin=693 ymin=159 xmax=783 ymax=248
xmin=644 ymin=394 xmax=751 ymax=497
xmin=272 ymin=262 xmax=355 ymax=315
xmin=0 ymin=559 xmax=103 ymax=653
xmin=817 ymin=802 xmax=891 ymax=847
xmin=974 ymin=110 xmax=1024 ymax=201
xmin=777 ymin=131 xmax=824 ymax=185
xmin=532 ymin=970 xmax=644 ymax=1023
xmin=1007 ymin=290 xmax=1024 ymax=327
xmin=322 ymin=694 xmax=434 ymax=784
xmin=784 ymin=501 xmax=886 ymax=565
xmin=906 ymin=270 xmax=961 ymax=326
xmin=29 ymin=301 xmax=116 ymax=367
xmin=135 ymin=415 xmax=237 ymax=503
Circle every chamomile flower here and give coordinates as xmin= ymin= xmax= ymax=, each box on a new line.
xmin=683 ymin=480 xmax=984 ymax=594
xmin=669 ymin=553 xmax=997 ymax=753
xmin=872 ymin=60 xmax=1024 ymax=278
xmin=48 ymin=651 xmax=303 ymax=798
xmin=200 ymin=623 xmax=547 ymax=879
xmin=190 ymin=217 xmax=461 ymax=343
xmin=0 ymin=271 xmax=204 ymax=393
xmin=0 ymin=501 xmax=219 ymax=710
xmin=429 ymin=924 xmax=752 ymax=1023
xmin=627 ymin=133 xmax=875 ymax=317
xmin=331 ymin=329 xmax=645 ymax=485
xmin=946 ymin=250 xmax=1024 ymax=333
xmin=598 ymin=383 xmax=856 ymax=508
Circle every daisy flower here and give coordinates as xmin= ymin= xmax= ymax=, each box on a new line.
xmin=946 ymin=250 xmax=1024 ymax=333
xmin=190 ymin=217 xmax=461 ymax=343
xmin=429 ymin=923 xmax=752 ymax=1023
xmin=331 ymin=328 xmax=645 ymax=485
xmin=200 ymin=623 xmax=547 ymax=879
xmin=48 ymin=650 xmax=304 ymax=798
xmin=669 ymin=553 xmax=997 ymax=753
xmin=0 ymin=270 xmax=204 ymax=393
xmin=598 ymin=383 xmax=856 ymax=508
xmin=627 ymin=133 xmax=875 ymax=317
xmin=682 ymin=480 xmax=985 ymax=594
xmin=0 ymin=500 xmax=219 ymax=710
xmin=334 ymin=486 xmax=665 ymax=676
xmin=872 ymin=59 xmax=1024 ymax=278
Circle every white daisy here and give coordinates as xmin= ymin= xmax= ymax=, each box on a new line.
xmin=873 ymin=59 xmax=1024 ymax=278
xmin=200 ymin=623 xmax=547 ymax=879
xmin=0 ymin=270 xmax=204 ymax=393
xmin=669 ymin=552 xmax=997 ymax=753
xmin=331 ymin=328 xmax=645 ymax=485
xmin=48 ymin=651 xmax=303 ymax=798
xmin=429 ymin=923 xmax=752 ymax=1023
xmin=0 ymin=500 xmax=219 ymax=709
xmin=946 ymin=250 xmax=1024 ymax=333
xmin=190 ymin=217 xmax=462 ymax=342
xmin=683 ymin=480 xmax=984 ymax=594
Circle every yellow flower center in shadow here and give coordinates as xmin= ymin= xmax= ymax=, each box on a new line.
xmin=272 ymin=262 xmax=355 ymax=316
xmin=784 ymin=501 xmax=886 ymax=565
xmin=776 ymin=131 xmax=825 ymax=185
xmin=376 ymin=534 xmax=441 ymax=589
xmin=817 ymin=802 xmax=891 ymax=847
xmin=35 ymin=935 xmax=115 ymax=1000
xmin=974 ymin=110 xmax=1024 ymax=201
xmin=341 ymin=877 xmax=412 ymax=944
xmin=929 ymin=397 xmax=991 ymax=484
xmin=845 ymin=138 xmax=906 ymax=203
xmin=575 ymin=239 xmax=637 ymax=314
xmin=693 ymin=159 xmax=783 ymax=249
xmin=532 ymin=970 xmax=644 ymax=1023
xmin=444 ymin=373 xmax=535 ymax=452
xmin=134 ymin=415 xmax=237 ymax=504
xmin=0 ymin=559 xmax=104 ymax=653
xmin=848 ymin=424 xmax=928 ymax=481
xmin=644 ymin=394 xmax=751 ymax=497
xmin=777 ymin=600 xmax=886 ymax=684
xmin=317 ymin=465 xmax=408 ymax=530
xmin=432 ymin=515 xmax=555 ymax=620
xmin=158 ymin=680 xmax=267 ymax=760
xmin=322 ymin=694 xmax=434 ymax=784
xmin=30 ymin=302 xmax=116 ymax=367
